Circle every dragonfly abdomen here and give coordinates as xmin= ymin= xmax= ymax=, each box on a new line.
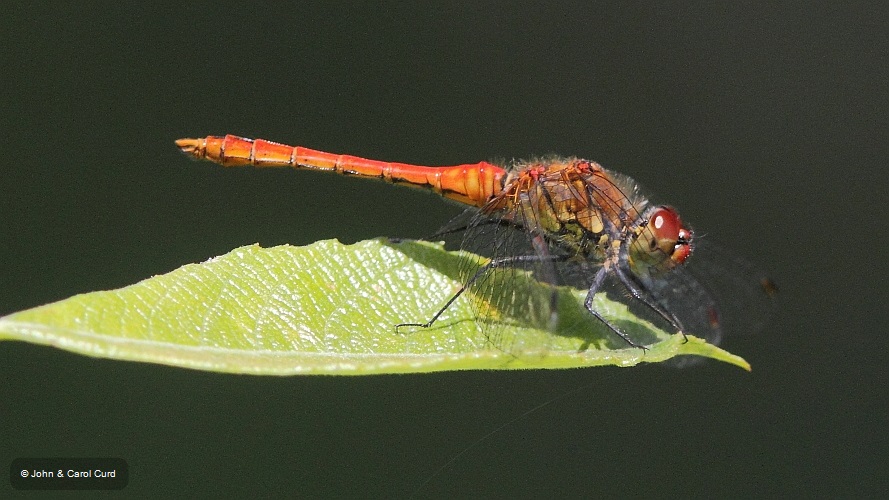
xmin=175 ymin=134 xmax=506 ymax=207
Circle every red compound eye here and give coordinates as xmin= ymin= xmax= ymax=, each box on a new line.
xmin=650 ymin=207 xmax=680 ymax=239
xmin=649 ymin=207 xmax=692 ymax=264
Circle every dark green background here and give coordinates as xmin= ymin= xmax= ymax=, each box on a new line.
xmin=1 ymin=2 xmax=886 ymax=497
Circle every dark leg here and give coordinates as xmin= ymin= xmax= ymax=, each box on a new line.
xmin=614 ymin=268 xmax=689 ymax=343
xmin=583 ymin=267 xmax=649 ymax=350
xmin=395 ymin=254 xmax=566 ymax=332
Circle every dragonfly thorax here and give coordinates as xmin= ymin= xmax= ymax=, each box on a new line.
xmin=491 ymin=159 xmax=646 ymax=255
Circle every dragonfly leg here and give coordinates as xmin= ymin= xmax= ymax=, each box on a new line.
xmin=395 ymin=254 xmax=565 ymax=333
xmin=583 ymin=267 xmax=649 ymax=351
xmin=614 ymin=268 xmax=689 ymax=343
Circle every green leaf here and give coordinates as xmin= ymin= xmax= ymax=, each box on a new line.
xmin=0 ymin=239 xmax=749 ymax=374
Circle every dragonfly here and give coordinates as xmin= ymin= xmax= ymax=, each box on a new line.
xmin=176 ymin=134 xmax=775 ymax=355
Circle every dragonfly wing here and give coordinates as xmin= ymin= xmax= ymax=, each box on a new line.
xmin=637 ymin=238 xmax=778 ymax=347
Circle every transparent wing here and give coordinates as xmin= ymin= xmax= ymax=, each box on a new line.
xmin=450 ymin=202 xmax=569 ymax=355
xmin=638 ymin=238 xmax=778 ymax=346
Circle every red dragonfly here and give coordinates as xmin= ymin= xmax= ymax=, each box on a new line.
xmin=176 ymin=135 xmax=775 ymax=354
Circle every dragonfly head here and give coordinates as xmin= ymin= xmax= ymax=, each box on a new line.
xmin=629 ymin=206 xmax=693 ymax=276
